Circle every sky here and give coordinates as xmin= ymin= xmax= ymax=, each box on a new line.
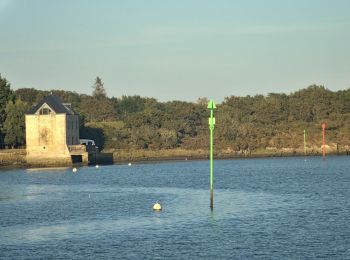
xmin=0 ymin=0 xmax=350 ymax=102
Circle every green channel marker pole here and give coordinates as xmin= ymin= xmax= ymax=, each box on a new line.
xmin=304 ymin=129 xmax=306 ymax=156
xmin=208 ymin=99 xmax=216 ymax=211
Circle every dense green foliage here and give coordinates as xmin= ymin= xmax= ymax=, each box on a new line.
xmin=1 ymin=74 xmax=350 ymax=152
xmin=0 ymin=75 xmax=15 ymax=146
xmin=3 ymin=100 xmax=30 ymax=148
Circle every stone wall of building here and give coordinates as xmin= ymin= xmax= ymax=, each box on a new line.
xmin=66 ymin=114 xmax=80 ymax=145
xmin=0 ymin=149 xmax=26 ymax=167
xmin=26 ymin=113 xmax=71 ymax=164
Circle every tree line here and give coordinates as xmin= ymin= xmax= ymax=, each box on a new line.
xmin=1 ymin=74 xmax=350 ymax=152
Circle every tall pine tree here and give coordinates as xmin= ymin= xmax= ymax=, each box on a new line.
xmin=92 ymin=76 xmax=106 ymax=98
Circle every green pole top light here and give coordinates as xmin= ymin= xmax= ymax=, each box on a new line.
xmin=207 ymin=99 xmax=217 ymax=110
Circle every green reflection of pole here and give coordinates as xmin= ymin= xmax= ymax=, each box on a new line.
xmin=208 ymin=99 xmax=216 ymax=211
xmin=304 ymin=129 xmax=306 ymax=156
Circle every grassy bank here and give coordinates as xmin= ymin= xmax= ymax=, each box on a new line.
xmin=112 ymin=148 xmax=208 ymax=162
xmin=111 ymin=147 xmax=349 ymax=163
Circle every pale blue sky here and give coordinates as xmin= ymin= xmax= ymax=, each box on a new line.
xmin=0 ymin=0 xmax=349 ymax=101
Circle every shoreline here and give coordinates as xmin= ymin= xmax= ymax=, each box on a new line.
xmin=111 ymin=147 xmax=349 ymax=163
xmin=114 ymin=152 xmax=349 ymax=165
xmin=1 ymin=148 xmax=348 ymax=170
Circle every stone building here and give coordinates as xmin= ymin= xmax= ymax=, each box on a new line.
xmin=25 ymin=95 xmax=85 ymax=166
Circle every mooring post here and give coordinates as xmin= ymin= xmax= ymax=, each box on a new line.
xmin=322 ymin=123 xmax=326 ymax=158
xmin=208 ymin=99 xmax=216 ymax=211
xmin=304 ymin=129 xmax=306 ymax=156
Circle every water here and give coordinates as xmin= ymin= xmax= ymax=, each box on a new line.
xmin=1 ymin=156 xmax=350 ymax=259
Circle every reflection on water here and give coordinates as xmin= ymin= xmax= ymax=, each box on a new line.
xmin=1 ymin=156 xmax=350 ymax=259
xmin=26 ymin=167 xmax=70 ymax=172
xmin=0 ymin=196 xmax=13 ymax=201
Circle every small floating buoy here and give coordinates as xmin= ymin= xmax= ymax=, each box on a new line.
xmin=95 ymin=164 xmax=99 ymax=168
xmin=72 ymin=167 xmax=77 ymax=173
xmin=128 ymin=162 xmax=132 ymax=166
xmin=153 ymin=202 xmax=162 ymax=211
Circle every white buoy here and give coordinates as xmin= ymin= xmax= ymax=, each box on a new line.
xmin=72 ymin=167 xmax=77 ymax=173
xmin=128 ymin=162 xmax=132 ymax=166
xmin=95 ymin=164 xmax=99 ymax=168
xmin=153 ymin=202 xmax=162 ymax=211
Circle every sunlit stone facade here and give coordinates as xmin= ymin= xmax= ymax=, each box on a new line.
xmin=25 ymin=95 xmax=80 ymax=165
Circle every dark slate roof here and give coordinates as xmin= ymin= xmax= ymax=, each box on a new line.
xmin=27 ymin=95 xmax=75 ymax=115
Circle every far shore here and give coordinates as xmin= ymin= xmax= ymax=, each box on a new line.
xmin=112 ymin=148 xmax=349 ymax=164
xmin=0 ymin=148 xmax=349 ymax=169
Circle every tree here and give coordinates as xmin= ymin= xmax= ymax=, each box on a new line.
xmin=15 ymin=88 xmax=42 ymax=106
xmin=78 ymin=95 xmax=116 ymax=122
xmin=112 ymin=95 xmax=160 ymax=119
xmin=159 ymin=128 xmax=178 ymax=148
xmin=92 ymin=76 xmax=107 ymax=98
xmin=196 ymin=97 xmax=209 ymax=106
xmin=0 ymin=74 xmax=15 ymax=147
xmin=3 ymin=100 xmax=30 ymax=148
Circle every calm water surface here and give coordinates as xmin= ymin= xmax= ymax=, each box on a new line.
xmin=1 ymin=156 xmax=350 ymax=259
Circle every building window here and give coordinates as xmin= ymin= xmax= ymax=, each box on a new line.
xmin=40 ymin=108 xmax=51 ymax=115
